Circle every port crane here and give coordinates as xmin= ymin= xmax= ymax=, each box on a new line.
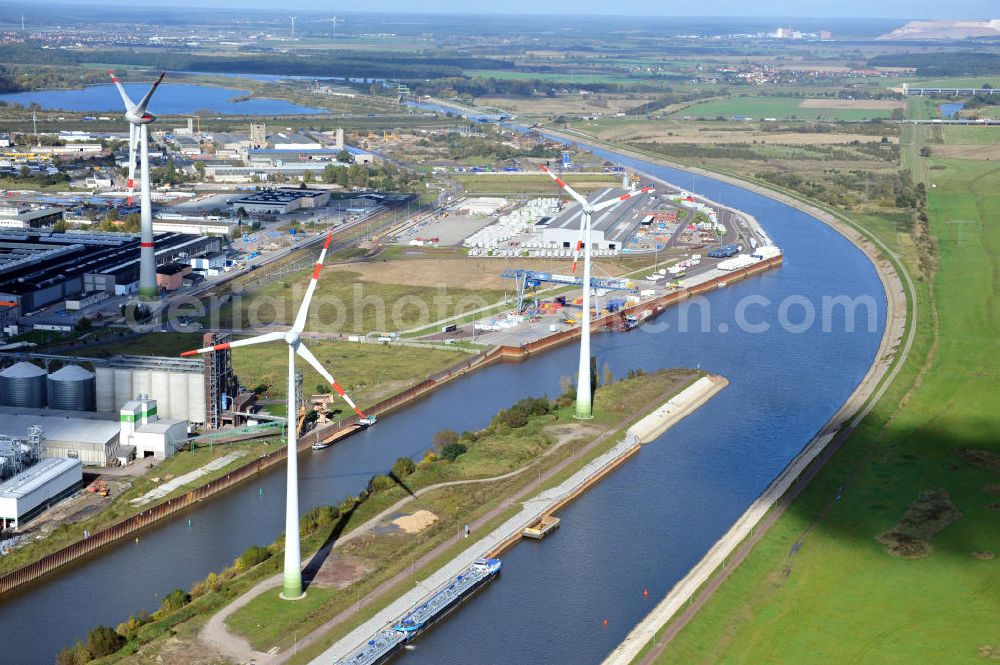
xmin=501 ymin=269 xmax=637 ymax=313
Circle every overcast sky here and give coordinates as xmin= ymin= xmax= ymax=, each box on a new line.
xmin=20 ymin=0 xmax=1000 ymax=18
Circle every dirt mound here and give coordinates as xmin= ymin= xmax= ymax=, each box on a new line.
xmin=957 ymin=448 xmax=1000 ymax=472
xmin=876 ymin=488 xmax=962 ymax=559
xmin=392 ymin=510 xmax=438 ymax=534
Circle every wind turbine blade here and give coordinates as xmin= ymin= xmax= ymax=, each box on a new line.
xmin=296 ymin=343 xmax=368 ymax=418
xmin=538 ymin=164 xmax=590 ymax=209
xmin=107 ymin=70 xmax=135 ymax=109
xmin=135 ymin=72 xmax=166 ymax=114
xmin=292 ymin=230 xmax=333 ymax=333
xmin=590 ymin=186 xmax=654 ymax=213
xmin=179 ymin=330 xmax=285 ymax=356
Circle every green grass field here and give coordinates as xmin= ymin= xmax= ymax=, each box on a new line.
xmin=940 ymin=125 xmax=1000 ymax=144
xmin=676 ymin=96 xmax=896 ymax=121
xmin=216 ymin=267 xmax=503 ymax=334
xmin=78 ymin=332 xmax=463 ymax=408
xmin=909 ymin=76 xmax=1000 ymax=89
xmin=650 ymin=122 xmax=1000 ymax=665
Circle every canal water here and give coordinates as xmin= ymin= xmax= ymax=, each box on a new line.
xmin=0 ymin=83 xmax=325 ymax=115
xmin=0 ymin=139 xmax=885 ymax=664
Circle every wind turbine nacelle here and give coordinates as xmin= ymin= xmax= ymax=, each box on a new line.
xmin=126 ymin=110 xmax=157 ymax=125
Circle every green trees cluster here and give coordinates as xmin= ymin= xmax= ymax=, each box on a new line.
xmin=422 ymin=133 xmax=558 ymax=162
xmin=321 ymin=162 xmax=425 ymax=192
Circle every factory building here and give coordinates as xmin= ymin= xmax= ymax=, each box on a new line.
xmin=540 ymin=188 xmax=653 ymax=252
xmin=0 ymin=231 xmax=222 ymax=313
xmin=0 ymin=354 xmax=209 ymax=424
xmin=229 ymin=188 xmax=331 ymax=216
xmin=0 ymin=205 xmax=64 ymax=229
xmin=156 ymin=262 xmax=192 ymax=291
xmin=0 ymin=457 xmax=83 ymax=529
xmin=0 ymin=409 xmax=120 ymax=466
xmin=119 ymin=397 xmax=187 ymax=460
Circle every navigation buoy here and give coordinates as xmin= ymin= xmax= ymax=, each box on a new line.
xmin=602 ymin=618 xmax=609 ymax=627
xmin=259 ymin=487 xmax=264 ymax=496
xmin=188 ymin=518 xmax=192 ymax=528
xmin=643 ymin=588 xmax=649 ymax=598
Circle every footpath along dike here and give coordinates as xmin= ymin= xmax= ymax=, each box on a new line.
xmin=307 ymin=376 xmax=727 ymax=665
xmin=0 ymin=249 xmax=779 ymax=597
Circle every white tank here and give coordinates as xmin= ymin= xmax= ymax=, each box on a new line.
xmin=150 ymin=370 xmax=170 ymax=410
xmin=95 ymin=367 xmax=116 ymax=412
xmin=113 ymin=368 xmax=133 ymax=408
xmin=133 ymin=369 xmax=152 ymax=399
xmin=187 ymin=373 xmax=206 ymax=424
xmin=168 ymin=372 xmax=188 ymax=421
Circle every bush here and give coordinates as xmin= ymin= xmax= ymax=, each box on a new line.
xmin=433 ymin=429 xmax=459 ymax=450
xmin=460 ymin=430 xmax=478 ymax=443
xmin=159 ymin=589 xmax=191 ymax=613
xmin=391 ymin=456 xmax=416 ymax=479
xmin=56 ymin=642 xmax=90 ymax=665
xmin=440 ymin=442 xmax=468 ymax=462
xmin=235 ymin=545 xmax=271 ymax=571
xmin=499 ymin=409 xmax=529 ymax=428
xmin=87 ymin=625 xmax=124 ymax=658
xmin=367 ymin=474 xmax=395 ymax=494
xmin=116 ymin=612 xmax=150 ymax=639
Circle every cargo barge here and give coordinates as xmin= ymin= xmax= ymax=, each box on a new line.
xmin=335 ymin=557 xmax=502 ymax=665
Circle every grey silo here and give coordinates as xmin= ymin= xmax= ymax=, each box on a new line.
xmin=0 ymin=361 xmax=47 ymax=408
xmin=47 ymin=365 xmax=97 ymax=412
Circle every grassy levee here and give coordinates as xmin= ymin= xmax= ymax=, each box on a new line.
xmin=643 ymin=150 xmax=1000 ymax=660
xmin=103 ymin=369 xmax=696 ymax=664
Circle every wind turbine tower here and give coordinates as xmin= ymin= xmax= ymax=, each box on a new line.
xmin=540 ymin=165 xmax=652 ymax=418
xmin=180 ymin=231 xmax=370 ymax=600
xmin=109 ymin=70 xmax=165 ymax=300
xmin=290 ymin=16 xmax=297 ymax=38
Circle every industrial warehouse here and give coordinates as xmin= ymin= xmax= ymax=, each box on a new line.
xmin=0 ymin=334 xmax=244 ymax=527
xmin=0 ymin=230 xmax=222 ymax=314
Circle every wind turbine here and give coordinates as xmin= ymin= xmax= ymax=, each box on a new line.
xmin=179 ymin=231 xmax=369 ymax=600
xmin=109 ymin=70 xmax=165 ymax=300
xmin=539 ymin=165 xmax=652 ymax=419
xmin=289 ymin=16 xmax=297 ymax=38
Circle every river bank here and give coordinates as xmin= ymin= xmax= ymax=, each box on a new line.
xmin=299 ymin=375 xmax=727 ymax=665
xmin=527 ymin=129 xmax=914 ymax=664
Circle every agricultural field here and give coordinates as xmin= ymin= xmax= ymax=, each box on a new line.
xmin=472 ymin=94 xmax=660 ymax=117
xmin=215 ymin=265 xmax=505 ymax=334
xmin=652 ymin=116 xmax=1000 ymax=665
xmin=676 ymin=96 xmax=901 ymax=121
xmin=578 ymin=117 xmax=897 ymax=145
xmin=452 ymin=173 xmax=621 ymax=194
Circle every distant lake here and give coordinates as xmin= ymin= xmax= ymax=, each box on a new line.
xmin=0 ymin=83 xmax=326 ymax=115
xmin=939 ymin=102 xmax=965 ymax=118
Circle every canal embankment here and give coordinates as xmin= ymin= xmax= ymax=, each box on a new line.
xmin=0 ymin=253 xmax=779 ymax=598
xmin=305 ymin=376 xmax=727 ymax=665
